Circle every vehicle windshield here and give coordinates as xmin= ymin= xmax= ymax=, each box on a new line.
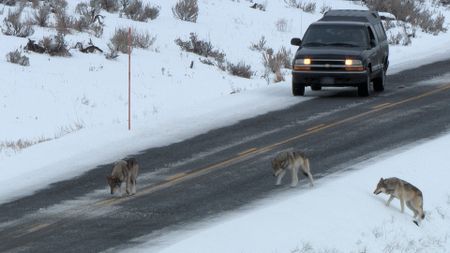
xmin=302 ymin=24 xmax=369 ymax=48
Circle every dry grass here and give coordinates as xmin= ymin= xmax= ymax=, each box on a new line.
xmin=0 ymin=122 xmax=83 ymax=153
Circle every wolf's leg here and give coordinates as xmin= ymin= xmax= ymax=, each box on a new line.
xmin=386 ymin=195 xmax=395 ymax=206
xmin=291 ymin=167 xmax=299 ymax=187
xmin=126 ymin=176 xmax=131 ymax=195
xmin=406 ymin=201 xmax=416 ymax=217
xmin=276 ymin=170 xmax=286 ymax=185
xmin=302 ymin=159 xmax=314 ymax=187
xmin=399 ymin=197 xmax=405 ymax=213
xmin=132 ymin=178 xmax=137 ymax=194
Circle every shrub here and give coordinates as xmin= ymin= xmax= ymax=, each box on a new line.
xmin=91 ymin=0 xmax=119 ymax=13
xmin=49 ymin=0 xmax=68 ymax=14
xmin=123 ymin=0 xmax=159 ymax=22
xmin=105 ymin=43 xmax=119 ymax=59
xmin=285 ymin=0 xmax=316 ymax=13
xmin=0 ymin=0 xmax=17 ymax=6
xmin=40 ymin=33 xmax=71 ymax=57
xmin=262 ymin=47 xmax=292 ymax=83
xmin=74 ymin=2 xmax=104 ymax=36
xmin=320 ymin=3 xmax=331 ymax=14
xmin=172 ymin=0 xmax=198 ymax=23
xmin=6 ymin=49 xmax=29 ymax=66
xmin=1 ymin=7 xmax=34 ymax=37
xmin=275 ymin=18 xmax=288 ymax=32
xmin=175 ymin=33 xmax=225 ymax=64
xmin=263 ymin=47 xmax=292 ymax=73
xmin=32 ymin=4 xmax=51 ymax=27
xmin=55 ymin=10 xmax=74 ymax=34
xmin=110 ymin=27 xmax=156 ymax=53
xmin=250 ymin=36 xmax=267 ymax=52
xmin=227 ymin=61 xmax=254 ymax=79
xmin=365 ymin=0 xmax=447 ymax=34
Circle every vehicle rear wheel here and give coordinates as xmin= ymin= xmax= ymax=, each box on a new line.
xmin=311 ymin=84 xmax=322 ymax=91
xmin=357 ymin=72 xmax=371 ymax=97
xmin=373 ymin=67 xmax=385 ymax=92
xmin=292 ymin=82 xmax=305 ymax=96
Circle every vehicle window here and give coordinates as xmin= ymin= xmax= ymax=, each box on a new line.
xmin=377 ymin=23 xmax=387 ymax=41
xmin=368 ymin=27 xmax=376 ymax=44
xmin=373 ymin=24 xmax=385 ymax=42
xmin=302 ymin=24 xmax=369 ymax=48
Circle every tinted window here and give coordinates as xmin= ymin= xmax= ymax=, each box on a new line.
xmin=376 ymin=23 xmax=387 ymax=41
xmin=303 ymin=24 xmax=369 ymax=48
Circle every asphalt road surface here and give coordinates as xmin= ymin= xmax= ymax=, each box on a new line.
xmin=1 ymin=59 xmax=450 ymax=253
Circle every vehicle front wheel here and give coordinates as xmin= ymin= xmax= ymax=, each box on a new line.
xmin=357 ymin=72 xmax=371 ymax=97
xmin=373 ymin=67 xmax=385 ymax=92
xmin=292 ymin=82 xmax=305 ymax=96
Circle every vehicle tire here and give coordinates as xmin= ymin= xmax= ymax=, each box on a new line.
xmin=373 ymin=67 xmax=385 ymax=92
xmin=292 ymin=82 xmax=305 ymax=96
xmin=357 ymin=72 xmax=371 ymax=97
xmin=311 ymin=84 xmax=322 ymax=91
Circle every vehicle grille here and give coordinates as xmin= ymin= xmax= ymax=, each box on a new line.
xmin=309 ymin=59 xmax=346 ymax=71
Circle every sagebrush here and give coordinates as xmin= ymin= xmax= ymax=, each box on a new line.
xmin=110 ymin=27 xmax=156 ymax=54
xmin=175 ymin=33 xmax=225 ymax=63
xmin=122 ymin=0 xmax=159 ymax=22
xmin=172 ymin=0 xmax=198 ymax=23
xmin=6 ymin=49 xmax=30 ymax=66
xmin=1 ymin=7 xmax=34 ymax=37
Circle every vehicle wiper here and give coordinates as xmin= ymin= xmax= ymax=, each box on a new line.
xmin=326 ymin=42 xmax=360 ymax=47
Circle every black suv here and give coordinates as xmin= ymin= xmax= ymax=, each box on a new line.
xmin=290 ymin=9 xmax=389 ymax=96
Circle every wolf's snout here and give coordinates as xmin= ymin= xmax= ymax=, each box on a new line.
xmin=373 ymin=190 xmax=380 ymax=195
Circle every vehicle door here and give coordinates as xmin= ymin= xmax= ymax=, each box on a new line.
xmin=367 ymin=25 xmax=382 ymax=76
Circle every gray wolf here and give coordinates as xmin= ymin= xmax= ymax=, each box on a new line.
xmin=272 ymin=151 xmax=314 ymax=187
xmin=107 ymin=158 xmax=139 ymax=196
xmin=374 ymin=177 xmax=425 ymax=223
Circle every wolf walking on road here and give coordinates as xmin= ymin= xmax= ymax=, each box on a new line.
xmin=271 ymin=151 xmax=314 ymax=187
xmin=373 ymin=177 xmax=425 ymax=224
xmin=107 ymin=158 xmax=140 ymax=196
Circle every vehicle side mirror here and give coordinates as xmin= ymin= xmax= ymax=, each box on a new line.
xmin=291 ymin=38 xmax=302 ymax=46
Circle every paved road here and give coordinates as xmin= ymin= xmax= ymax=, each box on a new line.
xmin=1 ymin=60 xmax=450 ymax=252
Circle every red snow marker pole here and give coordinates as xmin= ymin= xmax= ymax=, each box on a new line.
xmin=128 ymin=27 xmax=131 ymax=131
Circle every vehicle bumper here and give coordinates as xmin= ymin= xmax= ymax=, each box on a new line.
xmin=292 ymin=70 xmax=368 ymax=87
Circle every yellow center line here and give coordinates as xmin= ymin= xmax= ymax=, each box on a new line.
xmin=307 ymin=124 xmax=327 ymax=132
xmin=238 ymin=148 xmax=258 ymax=156
xmin=372 ymin=102 xmax=392 ymax=109
xmin=166 ymin=172 xmax=188 ymax=181
xmin=97 ymin=83 xmax=450 ymax=207
xmin=26 ymin=223 xmax=51 ymax=233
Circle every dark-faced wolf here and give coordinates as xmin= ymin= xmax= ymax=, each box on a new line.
xmin=374 ymin=177 xmax=425 ymax=224
xmin=107 ymin=158 xmax=139 ymax=196
xmin=271 ymin=151 xmax=314 ymax=187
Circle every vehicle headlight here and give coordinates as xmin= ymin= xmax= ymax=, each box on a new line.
xmin=345 ymin=59 xmax=362 ymax=66
xmin=345 ymin=59 xmax=364 ymax=71
xmin=294 ymin=58 xmax=312 ymax=71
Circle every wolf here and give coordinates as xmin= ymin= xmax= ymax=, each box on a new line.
xmin=271 ymin=151 xmax=314 ymax=187
xmin=373 ymin=177 xmax=425 ymax=223
xmin=107 ymin=158 xmax=139 ymax=196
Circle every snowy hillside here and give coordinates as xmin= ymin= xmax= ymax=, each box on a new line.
xmin=1 ymin=0 xmax=450 ymax=203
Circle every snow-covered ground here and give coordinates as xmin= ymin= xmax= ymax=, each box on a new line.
xmin=1 ymin=0 xmax=450 ymax=205
xmin=1 ymin=0 xmax=450 ymax=245
xmin=124 ymin=132 xmax=450 ymax=253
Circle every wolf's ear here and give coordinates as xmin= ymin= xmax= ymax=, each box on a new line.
xmin=380 ymin=177 xmax=384 ymax=181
